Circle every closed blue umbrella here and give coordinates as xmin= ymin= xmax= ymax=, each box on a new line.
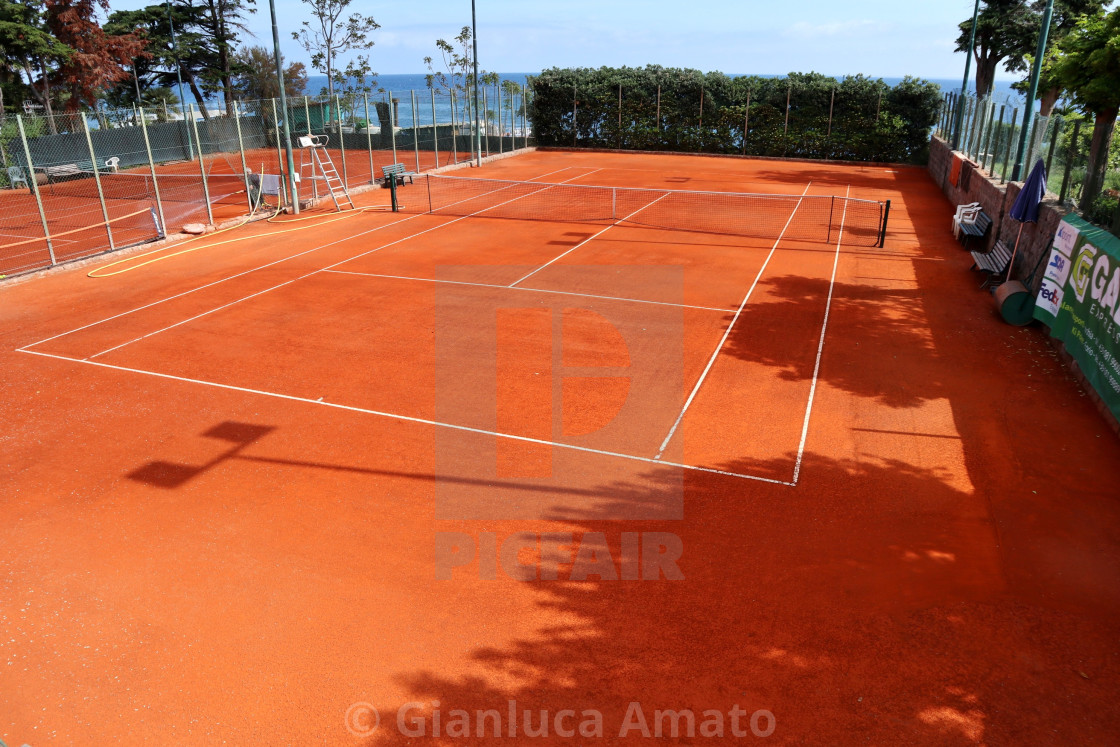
xmin=1006 ymin=158 xmax=1047 ymax=281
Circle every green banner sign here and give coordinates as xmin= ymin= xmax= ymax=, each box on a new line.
xmin=1034 ymin=214 xmax=1120 ymax=419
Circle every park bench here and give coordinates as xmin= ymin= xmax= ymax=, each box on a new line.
xmin=957 ymin=209 xmax=992 ymax=250
xmin=40 ymin=161 xmax=94 ymax=183
xmin=382 ymin=162 xmax=415 ymax=186
xmin=970 ymin=239 xmax=1013 ymax=289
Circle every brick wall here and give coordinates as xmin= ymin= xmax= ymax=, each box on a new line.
xmin=928 ymin=135 xmax=1068 ymax=286
xmin=928 ymin=135 xmax=1119 ymax=435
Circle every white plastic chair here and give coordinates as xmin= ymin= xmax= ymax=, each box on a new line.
xmin=7 ymin=166 xmax=29 ymax=190
xmin=104 ymin=156 xmax=120 ymax=172
xmin=952 ymin=202 xmax=981 ymax=239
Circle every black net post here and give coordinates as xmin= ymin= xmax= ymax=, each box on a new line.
xmin=879 ymin=200 xmax=891 ymax=248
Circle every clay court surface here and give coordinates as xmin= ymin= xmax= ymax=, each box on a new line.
xmin=2 ymin=150 xmax=1120 ymax=744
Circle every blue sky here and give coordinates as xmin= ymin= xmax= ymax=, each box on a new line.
xmin=109 ymin=0 xmax=997 ymax=81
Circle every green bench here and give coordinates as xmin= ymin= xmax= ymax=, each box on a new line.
xmin=382 ymin=162 xmax=415 ymax=186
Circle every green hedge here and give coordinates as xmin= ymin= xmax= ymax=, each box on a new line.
xmin=529 ymin=66 xmax=942 ymax=164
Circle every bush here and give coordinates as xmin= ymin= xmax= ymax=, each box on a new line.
xmin=528 ymin=66 xmax=942 ymax=164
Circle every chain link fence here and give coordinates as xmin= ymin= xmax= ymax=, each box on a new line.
xmin=0 ymin=81 xmax=534 ymax=278
xmin=935 ymin=90 xmax=1120 ymax=233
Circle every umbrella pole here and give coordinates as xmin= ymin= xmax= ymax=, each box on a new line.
xmin=1006 ymin=222 xmax=1025 ymax=283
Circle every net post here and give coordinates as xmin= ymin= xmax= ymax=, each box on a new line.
xmin=233 ymin=102 xmax=253 ymax=212
xmin=827 ymin=196 xmax=835 ymax=244
xmin=271 ymin=98 xmax=289 ymax=207
xmin=878 ymin=200 xmax=891 ymax=248
xmin=388 ymin=171 xmax=398 ymax=211
xmin=188 ymin=105 xmax=214 ymax=224
xmin=80 ymin=112 xmax=115 ymax=252
xmin=410 ymin=91 xmax=421 ymax=172
xmin=363 ymin=93 xmax=374 ymax=184
xmin=612 ymin=187 xmax=617 ymax=220
xmin=138 ymin=106 xmax=167 ymax=234
xmin=16 ymin=114 xmax=55 ymax=266
xmin=334 ymin=94 xmax=349 ymax=190
xmin=451 ymin=90 xmax=459 ymax=163
xmin=431 ymin=88 xmax=440 ymax=168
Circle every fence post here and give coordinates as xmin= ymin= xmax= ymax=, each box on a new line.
xmin=189 ymin=105 xmax=214 ymax=224
xmin=363 ymin=93 xmax=374 ymax=183
xmin=270 ymin=98 xmax=289 ymax=207
xmin=985 ymin=105 xmax=1004 ymax=172
xmin=743 ymin=88 xmax=750 ymax=155
xmin=483 ymin=86 xmax=490 ymax=157
xmin=334 ymin=94 xmax=349 ymax=190
xmin=410 ymin=91 xmax=420 ymax=172
xmin=304 ymin=96 xmax=312 ymax=135
xmin=1001 ymin=108 xmax=1018 ymax=184
xmin=617 ymin=83 xmax=623 ymax=149
xmin=431 ymin=88 xmax=440 ymax=168
xmin=1059 ymin=119 xmax=1080 ymax=204
xmin=784 ymin=83 xmax=791 ymax=135
xmin=138 ymin=107 xmax=167 ymax=234
xmin=656 ymin=84 xmax=661 ymax=134
xmin=451 ymin=90 xmax=459 ymax=163
xmin=79 ymin=113 xmax=115 ymax=251
xmin=497 ymin=83 xmax=503 ymax=154
xmin=16 ymin=114 xmax=55 ymax=266
xmin=572 ymin=83 xmax=577 ymax=146
xmin=1045 ymin=116 xmax=1061 ymax=180
xmin=827 ymin=87 xmax=835 ymax=139
xmin=233 ymin=103 xmax=253 ymax=211
xmin=876 ymin=91 xmax=882 ymax=123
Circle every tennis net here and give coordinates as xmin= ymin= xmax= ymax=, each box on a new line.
xmin=415 ymin=174 xmax=888 ymax=247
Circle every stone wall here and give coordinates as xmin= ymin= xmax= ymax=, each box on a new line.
xmin=928 ymin=135 xmax=1068 ymax=288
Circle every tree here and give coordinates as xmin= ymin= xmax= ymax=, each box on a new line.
xmin=44 ymin=0 xmax=146 ymax=112
xmin=955 ymin=0 xmax=1035 ymax=99
xmin=1 ymin=0 xmax=72 ymax=129
xmin=1051 ymin=6 xmax=1120 ymax=207
xmin=233 ymin=45 xmax=306 ymax=101
xmin=1008 ymin=0 xmax=1106 ymax=115
xmin=292 ymin=0 xmax=378 ymax=104
xmin=183 ymin=0 xmax=256 ymax=116
xmin=424 ymin=26 xmax=494 ymax=129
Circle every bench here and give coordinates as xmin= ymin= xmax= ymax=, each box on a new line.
xmin=957 ymin=210 xmax=992 ymax=250
xmin=41 ymin=161 xmax=94 ymax=182
xmin=382 ymin=163 xmax=415 ymax=186
xmin=970 ymin=239 xmax=1013 ymax=288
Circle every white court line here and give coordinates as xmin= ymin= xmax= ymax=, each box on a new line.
xmin=325 ymin=269 xmax=730 ymax=312
xmin=83 ymin=169 xmax=605 ymax=360
xmin=18 ymin=347 xmax=793 ymax=486
xmin=507 ymin=192 xmax=673 ymax=288
xmin=790 ymin=186 xmax=849 ymax=486
xmin=653 ymin=182 xmax=813 ymax=460
xmin=17 ymin=165 xmax=580 ymax=354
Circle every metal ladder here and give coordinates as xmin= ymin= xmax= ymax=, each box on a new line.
xmin=297 ymin=135 xmax=354 ymax=211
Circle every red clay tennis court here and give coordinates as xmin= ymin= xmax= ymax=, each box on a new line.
xmin=3 ymin=150 xmax=1119 ymax=745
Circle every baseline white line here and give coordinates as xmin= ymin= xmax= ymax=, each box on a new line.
xmin=790 ymin=186 xmax=849 ymax=486
xmin=19 ymin=348 xmax=793 ymax=486
xmin=84 ymin=169 xmax=607 ymax=360
xmin=324 ymin=269 xmax=730 ymax=312
xmin=653 ymin=182 xmax=814 ymax=460
xmin=18 ymin=165 xmax=579 ymax=353
xmin=507 ymin=191 xmax=673 ymax=288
